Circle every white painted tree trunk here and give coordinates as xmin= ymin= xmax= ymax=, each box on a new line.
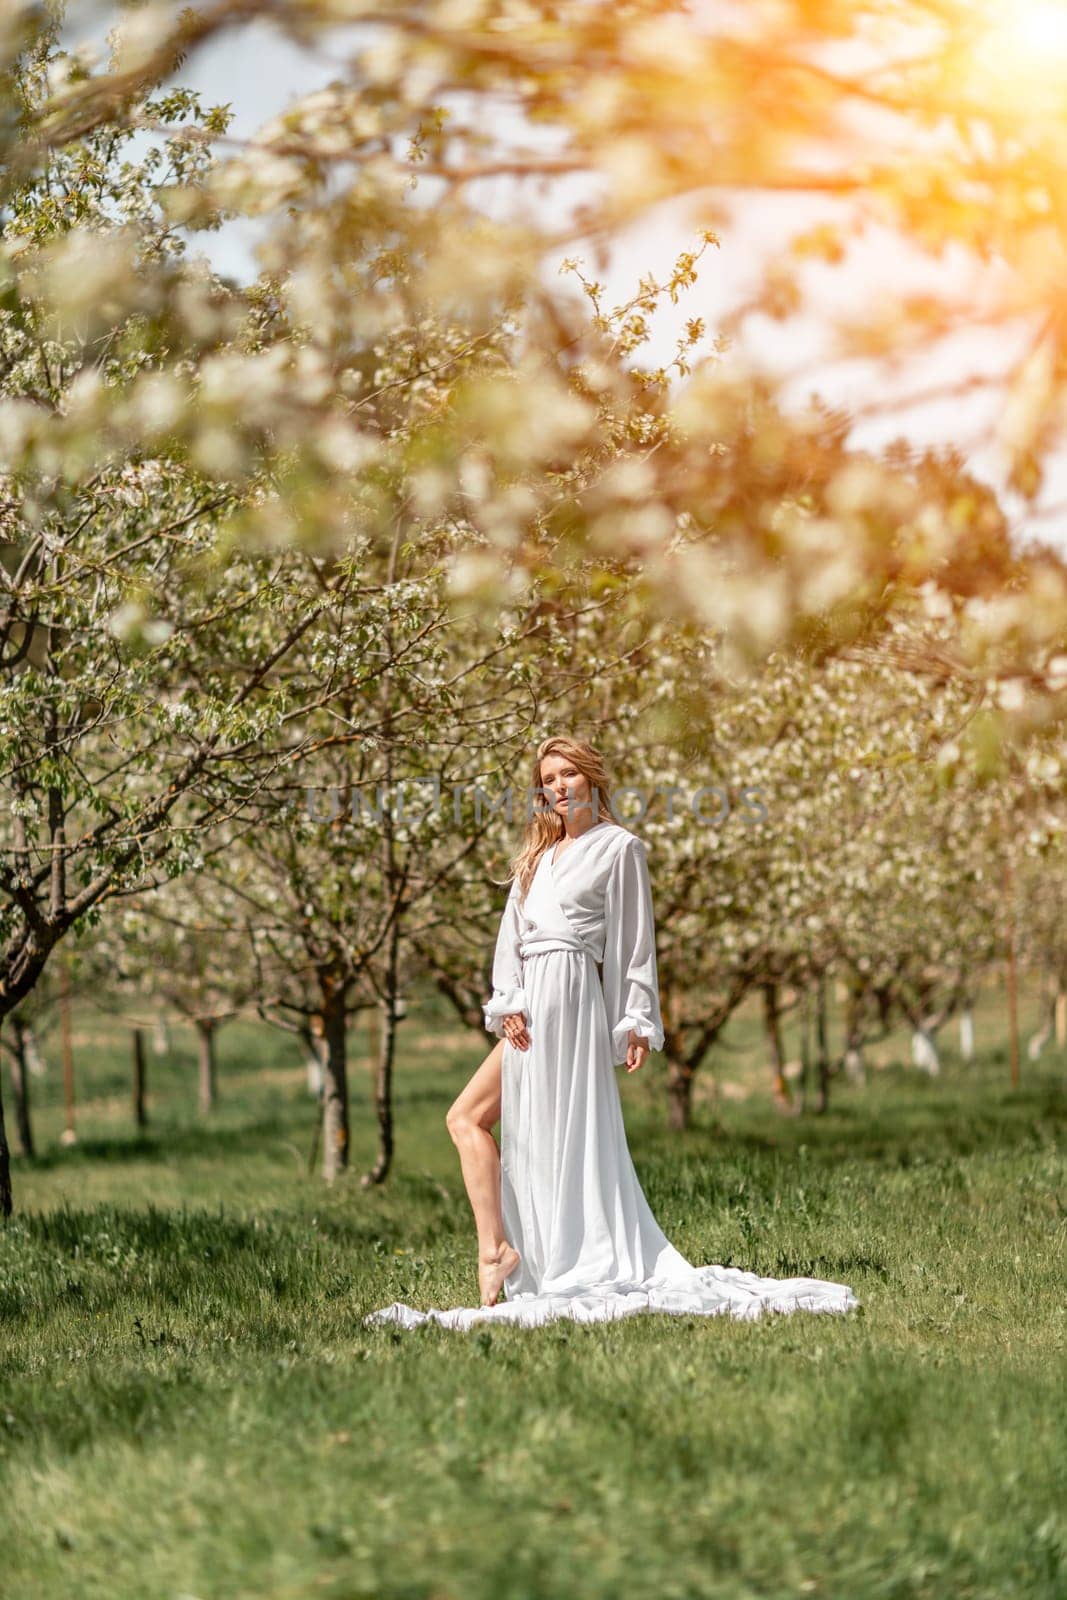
xmin=1027 ymin=1022 xmax=1049 ymax=1060
xmin=843 ymin=1046 xmax=866 ymax=1084
xmin=303 ymin=1035 xmax=324 ymax=1096
xmin=1028 ymin=986 xmax=1066 ymax=1059
xmin=24 ymin=1025 xmax=46 ymax=1078
xmin=959 ymin=1009 xmax=974 ymax=1062
xmin=911 ymin=1026 xmax=940 ymax=1074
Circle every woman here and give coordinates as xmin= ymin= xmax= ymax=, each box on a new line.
xmin=364 ymin=737 xmax=860 ymax=1330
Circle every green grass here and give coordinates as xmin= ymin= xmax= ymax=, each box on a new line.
xmin=0 ymin=984 xmax=1064 ymax=1600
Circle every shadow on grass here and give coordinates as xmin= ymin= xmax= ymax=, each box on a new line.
xmin=5 ymin=1191 xmax=448 ymax=1262
xmin=674 ymin=1068 xmax=1066 ymax=1168
xmin=0 ymin=1357 xmax=219 ymax=1465
xmin=16 ymin=1061 xmax=1066 ymax=1213
xmin=0 ymin=1200 xmax=403 ymax=1338
xmin=20 ymin=1113 xmax=314 ymax=1172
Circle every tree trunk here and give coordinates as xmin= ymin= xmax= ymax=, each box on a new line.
xmin=152 ymin=1014 xmax=170 ymax=1056
xmin=320 ymin=974 xmax=349 ymax=1182
xmin=300 ymin=1017 xmax=325 ymax=1095
xmin=842 ymin=982 xmax=867 ymax=1084
xmin=364 ymin=909 xmax=403 ymax=1184
xmin=195 ymin=1018 xmax=217 ymax=1114
xmin=363 ymin=1004 xmax=393 ymax=1186
xmin=1057 ymin=991 xmax=1067 ymax=1049
xmin=815 ymin=973 xmax=831 ymax=1113
xmin=1026 ymin=976 xmax=1056 ymax=1062
xmin=132 ymin=1027 xmax=147 ymax=1128
xmin=8 ymin=1017 xmax=35 ymax=1159
xmin=959 ymin=1007 xmax=975 ymax=1062
xmin=665 ymin=1054 xmax=694 ymax=1131
xmin=25 ymin=1025 xmax=46 ymax=1078
xmin=1004 ymin=854 xmax=1020 ymax=1087
xmin=59 ymin=958 xmax=76 ymax=1145
xmin=0 ymin=1021 xmax=12 ymax=1216
xmin=799 ymin=986 xmax=813 ymax=1114
xmin=762 ymin=981 xmax=792 ymax=1108
xmin=1027 ymin=1013 xmax=1050 ymax=1062
xmin=911 ymin=1025 xmax=940 ymax=1074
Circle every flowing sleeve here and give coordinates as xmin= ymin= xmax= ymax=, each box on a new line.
xmin=600 ymin=835 xmax=665 ymax=1065
xmin=482 ymin=878 xmax=529 ymax=1037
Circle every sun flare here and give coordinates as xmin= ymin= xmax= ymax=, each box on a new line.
xmin=967 ymin=0 xmax=1067 ymax=111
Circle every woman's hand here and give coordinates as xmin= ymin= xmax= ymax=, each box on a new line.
xmin=625 ymin=1030 xmax=650 ymax=1074
xmin=503 ymin=1012 xmax=530 ymax=1051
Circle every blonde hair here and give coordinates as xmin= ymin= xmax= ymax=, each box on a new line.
xmin=499 ymin=735 xmax=629 ymax=901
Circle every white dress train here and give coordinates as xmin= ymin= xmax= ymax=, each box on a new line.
xmin=364 ymin=821 xmax=860 ymax=1331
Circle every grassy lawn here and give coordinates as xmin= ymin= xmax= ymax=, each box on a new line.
xmin=0 ymin=984 xmax=1064 ymax=1599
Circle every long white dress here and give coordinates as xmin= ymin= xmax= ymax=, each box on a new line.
xmin=364 ymin=821 xmax=860 ymax=1330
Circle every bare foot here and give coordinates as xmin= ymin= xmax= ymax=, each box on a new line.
xmin=478 ymin=1241 xmax=521 ymax=1307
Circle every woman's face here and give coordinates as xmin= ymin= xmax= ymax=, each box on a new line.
xmin=539 ymin=753 xmax=596 ymax=826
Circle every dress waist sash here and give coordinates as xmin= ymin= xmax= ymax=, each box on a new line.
xmin=520 ymin=932 xmax=597 ymax=963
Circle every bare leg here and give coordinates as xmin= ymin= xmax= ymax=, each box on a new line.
xmin=445 ymin=1038 xmax=521 ymax=1306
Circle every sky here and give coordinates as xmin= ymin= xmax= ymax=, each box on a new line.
xmin=59 ymin=4 xmax=1067 ymax=555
